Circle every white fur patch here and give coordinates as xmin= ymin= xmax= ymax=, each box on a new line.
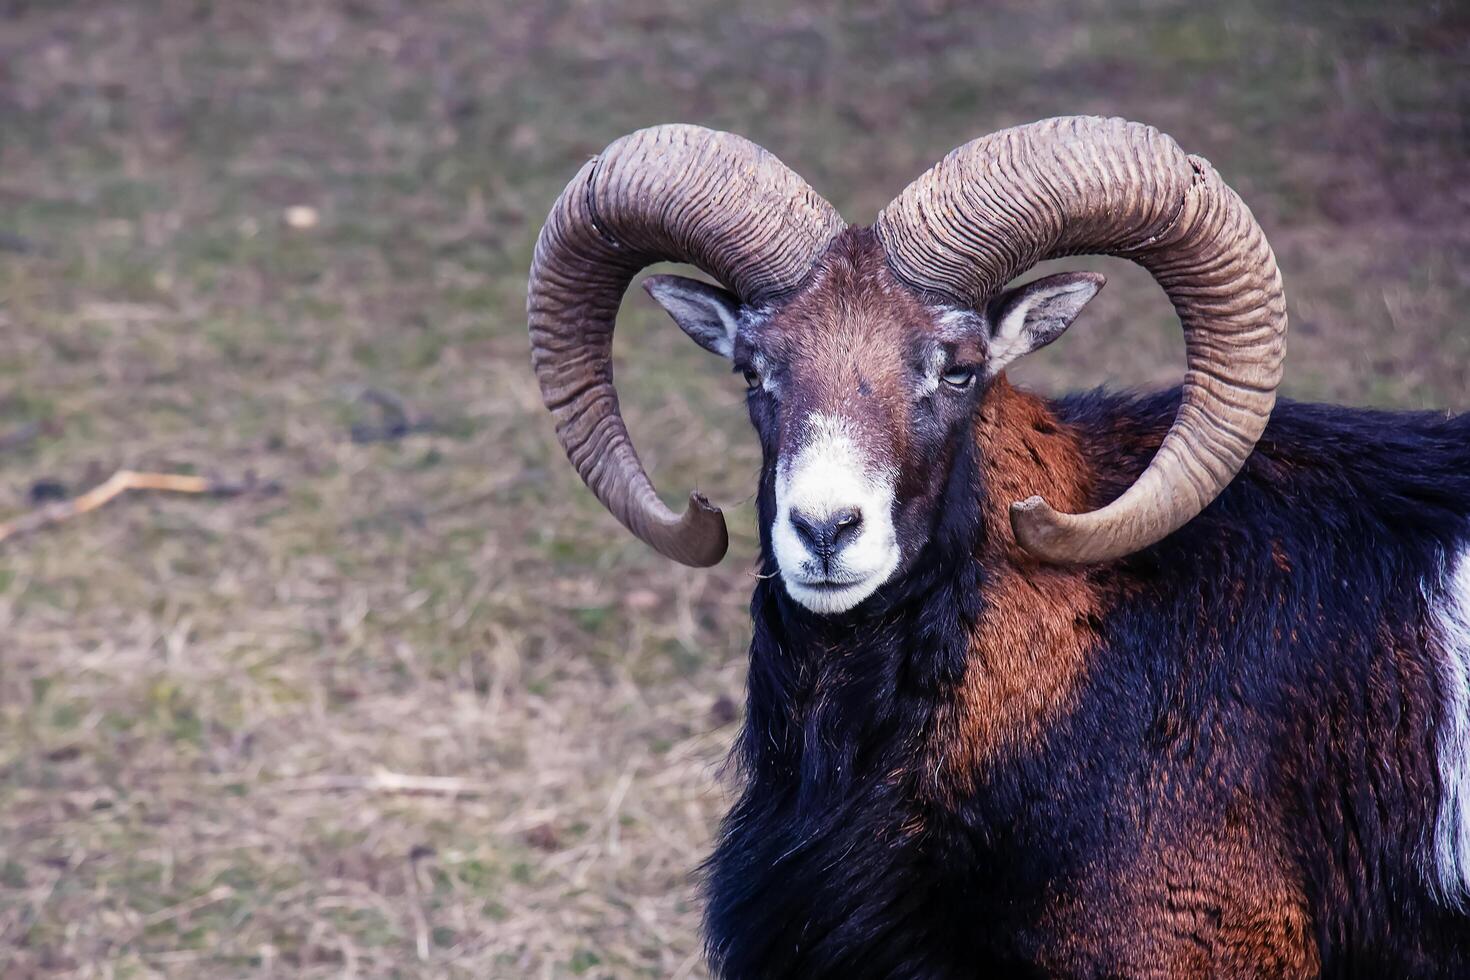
xmin=933 ymin=307 xmax=979 ymax=333
xmin=740 ymin=303 xmax=774 ymax=334
xmin=772 ymin=413 xmax=899 ymax=615
xmin=914 ymin=345 xmax=947 ymax=399
xmin=1428 ymin=543 xmax=1470 ymax=905
xmin=751 ymin=351 xmax=779 ymax=396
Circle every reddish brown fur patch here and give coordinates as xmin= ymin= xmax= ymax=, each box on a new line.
xmin=1035 ymin=814 xmax=1318 ymax=977
xmin=926 ymin=378 xmax=1106 ymax=792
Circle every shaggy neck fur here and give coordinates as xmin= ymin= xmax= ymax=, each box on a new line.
xmin=706 ymin=378 xmax=1102 ymax=975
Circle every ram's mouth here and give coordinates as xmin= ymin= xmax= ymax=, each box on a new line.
xmin=797 ymin=577 xmax=864 ymax=592
xmin=781 ymin=571 xmax=888 ymax=615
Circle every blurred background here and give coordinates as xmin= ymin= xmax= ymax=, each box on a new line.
xmin=0 ymin=0 xmax=1466 ymax=975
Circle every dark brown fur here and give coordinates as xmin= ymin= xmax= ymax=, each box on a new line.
xmin=754 ymin=231 xmax=986 ymax=490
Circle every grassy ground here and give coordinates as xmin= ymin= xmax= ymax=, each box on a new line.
xmin=0 ymin=0 xmax=1465 ymax=975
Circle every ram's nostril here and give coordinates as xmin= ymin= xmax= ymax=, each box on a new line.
xmin=831 ymin=508 xmax=863 ymax=547
xmin=789 ymin=510 xmax=824 ymax=553
xmin=789 ymin=507 xmax=863 ymax=562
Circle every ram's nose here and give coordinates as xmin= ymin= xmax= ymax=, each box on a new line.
xmin=788 ymin=507 xmax=862 ymax=567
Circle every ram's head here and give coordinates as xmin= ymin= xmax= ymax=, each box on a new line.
xmin=527 ymin=118 xmax=1286 ymax=615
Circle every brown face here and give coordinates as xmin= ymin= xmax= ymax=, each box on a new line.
xmin=646 ymin=227 xmax=1104 ymax=614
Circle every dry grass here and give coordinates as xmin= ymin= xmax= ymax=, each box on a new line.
xmin=0 ymin=0 xmax=1466 ymax=975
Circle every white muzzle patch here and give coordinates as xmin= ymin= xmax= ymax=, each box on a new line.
xmin=771 ymin=413 xmax=900 ymax=615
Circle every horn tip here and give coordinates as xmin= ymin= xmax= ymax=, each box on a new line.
xmin=666 ymin=491 xmax=728 ymax=567
xmin=1010 ymin=496 xmax=1080 ymax=565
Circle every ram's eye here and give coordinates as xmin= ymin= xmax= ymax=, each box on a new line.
xmin=941 ymin=366 xmax=975 ymax=389
xmin=742 ymin=367 xmax=761 ymax=391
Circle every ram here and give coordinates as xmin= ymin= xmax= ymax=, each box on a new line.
xmin=527 ymin=117 xmax=1470 ymax=977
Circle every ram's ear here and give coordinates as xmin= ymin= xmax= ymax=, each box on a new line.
xmin=643 ymin=274 xmax=743 ymax=360
xmin=985 ymin=272 xmax=1105 ymax=374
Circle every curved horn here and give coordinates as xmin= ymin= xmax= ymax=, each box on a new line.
xmin=876 ymin=116 xmax=1286 ymax=564
xmin=529 ymin=125 xmax=845 ymax=566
